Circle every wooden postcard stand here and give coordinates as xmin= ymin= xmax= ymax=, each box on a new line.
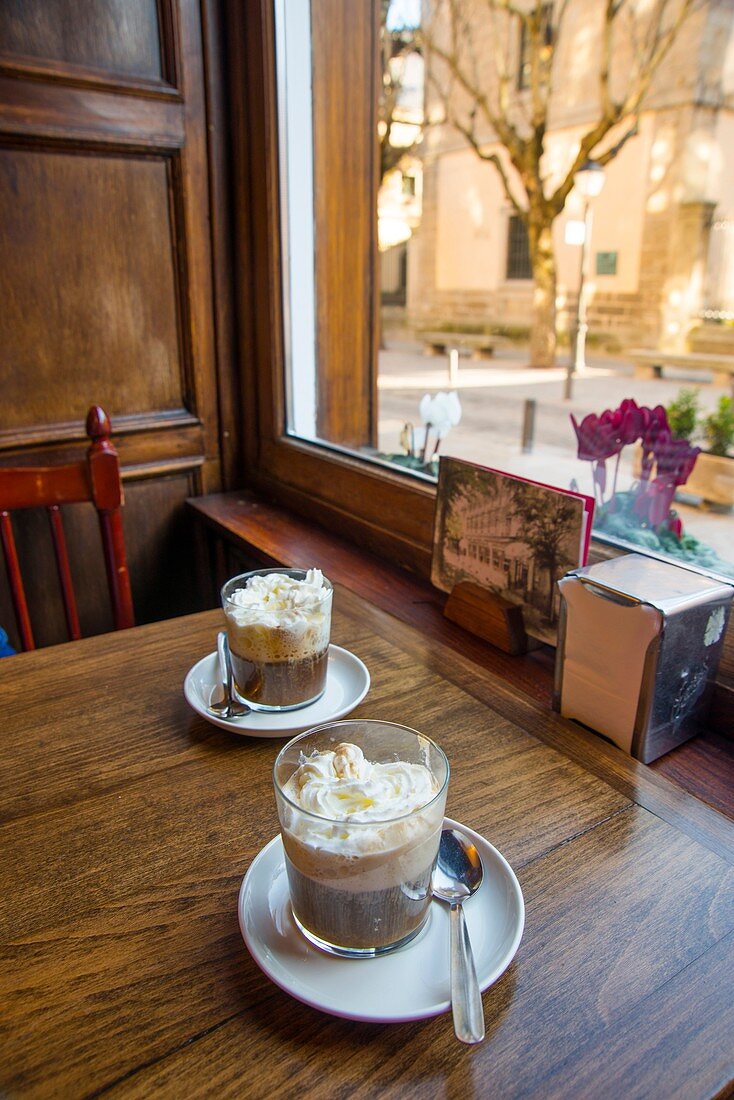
xmin=443 ymin=580 xmax=536 ymax=656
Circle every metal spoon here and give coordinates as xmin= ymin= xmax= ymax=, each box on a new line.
xmin=432 ymin=827 xmax=485 ymax=1044
xmin=208 ymin=632 xmax=251 ymax=719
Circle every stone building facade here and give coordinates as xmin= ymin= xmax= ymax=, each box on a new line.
xmin=403 ymin=0 xmax=734 ymax=352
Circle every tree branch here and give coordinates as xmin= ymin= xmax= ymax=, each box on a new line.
xmin=448 ymin=108 xmax=527 ymax=214
xmin=594 ymin=118 xmax=639 ymax=167
xmin=422 ymin=33 xmax=525 ymax=164
xmin=549 ymin=0 xmax=696 ymax=214
xmin=618 ymin=0 xmax=697 ymax=119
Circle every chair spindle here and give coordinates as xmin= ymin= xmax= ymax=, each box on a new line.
xmin=0 ymin=510 xmax=35 ymax=651
xmin=47 ymin=505 xmax=81 ymax=641
xmin=99 ymin=512 xmax=135 ymax=631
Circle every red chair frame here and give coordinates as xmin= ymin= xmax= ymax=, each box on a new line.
xmin=0 ymin=406 xmax=135 ymax=650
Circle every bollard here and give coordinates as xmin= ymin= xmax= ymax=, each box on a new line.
xmin=521 ymin=399 xmax=536 ymax=453
xmin=448 ymin=347 xmax=460 ymax=385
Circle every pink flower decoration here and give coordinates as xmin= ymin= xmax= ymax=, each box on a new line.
xmin=570 ymin=413 xmax=623 ymax=463
xmin=606 ymin=398 xmax=647 ymax=447
xmin=639 ymin=405 xmax=669 ymax=482
xmin=634 ymin=429 xmax=700 ymax=527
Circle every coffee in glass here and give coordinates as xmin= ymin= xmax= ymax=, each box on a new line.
xmin=273 ymin=720 xmax=450 ymax=957
xmin=221 ymin=568 xmax=332 ymax=711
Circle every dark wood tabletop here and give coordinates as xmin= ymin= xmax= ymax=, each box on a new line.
xmin=1 ymin=589 xmax=733 ymax=1098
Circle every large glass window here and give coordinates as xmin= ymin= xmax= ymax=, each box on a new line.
xmin=273 ymin=0 xmax=734 ymax=583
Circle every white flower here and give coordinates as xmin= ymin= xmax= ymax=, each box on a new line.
xmin=419 ymin=391 xmax=462 ymax=439
xmin=411 ymin=426 xmax=428 ymax=451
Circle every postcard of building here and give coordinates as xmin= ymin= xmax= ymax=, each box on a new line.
xmin=432 ymin=456 xmax=595 ymax=645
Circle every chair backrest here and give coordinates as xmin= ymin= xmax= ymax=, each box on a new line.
xmin=0 ymin=406 xmax=135 ymax=651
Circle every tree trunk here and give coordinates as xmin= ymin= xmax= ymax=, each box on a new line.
xmin=528 ymin=222 xmax=557 ymax=368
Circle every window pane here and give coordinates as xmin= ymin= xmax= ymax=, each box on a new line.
xmin=276 ymin=0 xmax=734 ymax=582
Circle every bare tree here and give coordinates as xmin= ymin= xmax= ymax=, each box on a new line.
xmin=422 ymin=0 xmax=697 ymax=367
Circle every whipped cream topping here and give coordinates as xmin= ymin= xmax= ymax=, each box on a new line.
xmin=283 ymin=742 xmax=438 ymax=823
xmin=224 ymin=570 xmax=331 ymax=661
xmin=228 ymin=569 xmax=328 ymax=618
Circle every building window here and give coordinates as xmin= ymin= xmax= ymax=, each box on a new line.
xmin=506 ymin=215 xmax=532 ymax=280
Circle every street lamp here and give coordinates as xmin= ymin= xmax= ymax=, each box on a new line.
xmin=564 ymin=159 xmax=606 ymax=400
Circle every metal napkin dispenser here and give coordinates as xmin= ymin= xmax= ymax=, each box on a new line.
xmin=554 ymin=554 xmax=733 ymax=763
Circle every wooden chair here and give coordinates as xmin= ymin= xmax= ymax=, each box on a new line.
xmin=0 ymin=406 xmax=135 ymax=650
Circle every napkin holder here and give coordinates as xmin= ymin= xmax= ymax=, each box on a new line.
xmin=553 ymin=554 xmax=733 ymax=763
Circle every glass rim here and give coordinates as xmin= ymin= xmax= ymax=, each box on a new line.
xmin=221 ymin=567 xmax=333 ymax=610
xmin=272 ymin=719 xmax=450 ymax=826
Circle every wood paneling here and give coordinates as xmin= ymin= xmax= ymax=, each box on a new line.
xmin=122 ymin=472 xmax=200 ymax=625
xmin=0 ymin=0 xmax=163 ymax=81
xmin=0 ymin=76 xmax=184 ymax=144
xmin=0 ymin=0 xmax=226 ymax=644
xmin=0 ymin=150 xmax=183 ymax=429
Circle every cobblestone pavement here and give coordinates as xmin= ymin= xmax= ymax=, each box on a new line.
xmin=376 ymin=338 xmax=733 ymax=571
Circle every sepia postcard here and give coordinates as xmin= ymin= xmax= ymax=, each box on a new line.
xmin=431 ymin=456 xmax=594 ymax=645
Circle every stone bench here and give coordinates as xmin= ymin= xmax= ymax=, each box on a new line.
xmin=421 ymin=331 xmax=495 ymax=360
xmin=628 ymin=348 xmax=734 ymax=390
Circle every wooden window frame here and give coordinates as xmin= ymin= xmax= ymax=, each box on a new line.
xmin=227 ymin=0 xmax=437 ymax=578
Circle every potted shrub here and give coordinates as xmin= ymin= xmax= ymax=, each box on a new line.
xmin=684 ymin=395 xmax=734 ymax=511
xmin=665 ymin=387 xmax=699 ymax=442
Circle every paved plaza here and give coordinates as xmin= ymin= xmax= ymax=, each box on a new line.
xmin=376 ymin=336 xmax=734 ymax=568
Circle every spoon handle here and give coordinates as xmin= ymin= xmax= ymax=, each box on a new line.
xmin=449 ymin=902 xmax=485 ymax=1044
xmin=217 ymin=631 xmax=232 ymax=704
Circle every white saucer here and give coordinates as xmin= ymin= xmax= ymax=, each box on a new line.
xmin=237 ymin=817 xmax=525 ymax=1022
xmin=183 ymin=644 xmax=370 ymax=738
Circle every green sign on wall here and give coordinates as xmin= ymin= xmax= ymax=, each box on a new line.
xmin=596 ymin=251 xmax=618 ymax=276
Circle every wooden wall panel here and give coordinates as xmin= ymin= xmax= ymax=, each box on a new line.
xmin=0 ymin=0 xmax=163 ymax=81
xmin=117 ymin=472 xmax=203 ymax=627
xmin=0 ymin=0 xmax=228 ymax=645
xmin=0 ymin=149 xmax=184 ymax=432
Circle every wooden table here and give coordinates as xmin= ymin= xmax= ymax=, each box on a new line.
xmin=2 ymin=590 xmax=733 ymax=1098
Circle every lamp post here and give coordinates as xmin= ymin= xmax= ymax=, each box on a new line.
xmin=564 ymin=159 xmax=606 ymax=400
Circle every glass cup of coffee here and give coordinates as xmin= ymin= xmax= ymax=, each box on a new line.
xmin=273 ymin=719 xmax=450 ymax=958
xmin=221 ymin=568 xmax=333 ymax=712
